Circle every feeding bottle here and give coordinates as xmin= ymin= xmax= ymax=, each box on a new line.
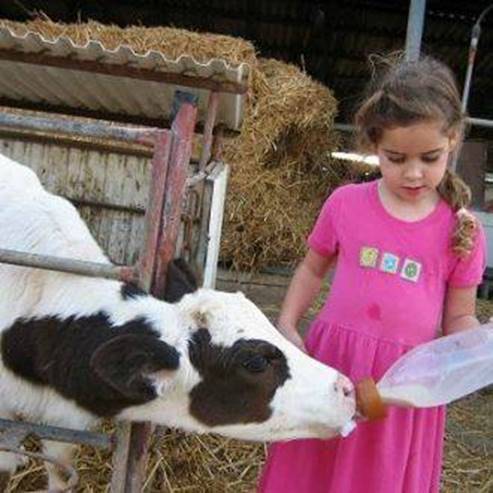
xmin=355 ymin=324 xmax=493 ymax=420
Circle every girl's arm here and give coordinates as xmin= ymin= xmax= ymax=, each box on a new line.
xmin=442 ymin=285 xmax=480 ymax=335
xmin=277 ymin=248 xmax=335 ymax=350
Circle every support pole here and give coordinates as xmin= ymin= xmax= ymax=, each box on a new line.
xmin=138 ymin=130 xmax=174 ymax=289
xmin=194 ymin=91 xmax=220 ymax=276
xmin=110 ymin=91 xmax=198 ymax=493
xmin=153 ymin=91 xmax=199 ymax=298
xmin=461 ymin=4 xmax=493 ymax=113
xmin=461 ymin=23 xmax=481 ymax=115
xmin=453 ymin=3 xmax=493 ymax=172
xmin=110 ymin=129 xmax=173 ymax=493
xmin=405 ymin=0 xmax=427 ymax=62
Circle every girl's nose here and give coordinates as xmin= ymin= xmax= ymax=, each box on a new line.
xmin=404 ymin=162 xmax=423 ymax=179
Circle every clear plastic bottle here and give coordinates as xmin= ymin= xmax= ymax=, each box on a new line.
xmin=376 ymin=324 xmax=493 ymax=407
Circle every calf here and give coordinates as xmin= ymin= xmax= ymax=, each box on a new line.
xmin=0 ymin=155 xmax=355 ymax=489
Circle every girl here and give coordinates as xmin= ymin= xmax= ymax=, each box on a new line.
xmin=258 ymin=54 xmax=486 ymax=493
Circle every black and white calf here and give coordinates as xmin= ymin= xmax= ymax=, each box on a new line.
xmin=0 ymin=155 xmax=355 ymax=489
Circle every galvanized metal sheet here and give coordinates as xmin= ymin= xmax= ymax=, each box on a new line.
xmin=0 ymin=26 xmax=249 ymax=131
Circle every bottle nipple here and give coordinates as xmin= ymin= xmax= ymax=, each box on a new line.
xmin=355 ymin=377 xmax=387 ymax=420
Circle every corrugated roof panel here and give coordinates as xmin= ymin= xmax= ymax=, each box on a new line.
xmin=0 ymin=26 xmax=249 ymax=131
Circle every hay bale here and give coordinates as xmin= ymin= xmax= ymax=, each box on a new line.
xmin=222 ymin=59 xmax=341 ymax=270
xmin=0 ymin=18 xmax=257 ymax=67
xmin=10 ymin=424 xmax=264 ymax=492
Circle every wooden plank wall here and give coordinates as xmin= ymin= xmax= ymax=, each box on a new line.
xmin=0 ymin=138 xmax=150 ymax=265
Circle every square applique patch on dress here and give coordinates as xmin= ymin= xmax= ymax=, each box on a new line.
xmin=380 ymin=252 xmax=400 ymax=274
xmin=401 ymin=258 xmax=422 ymax=282
xmin=360 ymin=247 xmax=379 ymax=268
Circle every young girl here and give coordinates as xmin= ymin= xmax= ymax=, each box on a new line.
xmin=258 ymin=54 xmax=486 ymax=493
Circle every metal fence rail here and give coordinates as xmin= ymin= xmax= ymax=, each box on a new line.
xmin=0 ymin=112 xmax=160 ymax=146
xmin=0 ymin=418 xmax=113 ymax=449
xmin=0 ymin=418 xmax=114 ymax=493
xmin=0 ymin=248 xmax=137 ymax=283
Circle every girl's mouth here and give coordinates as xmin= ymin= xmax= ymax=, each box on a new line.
xmin=402 ymin=186 xmax=425 ymax=195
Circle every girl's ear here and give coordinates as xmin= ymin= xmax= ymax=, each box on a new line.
xmin=448 ymin=130 xmax=460 ymax=151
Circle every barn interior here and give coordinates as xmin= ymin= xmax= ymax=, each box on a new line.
xmin=1 ymin=0 xmax=493 ymax=225
xmin=0 ymin=2 xmax=492 ymax=492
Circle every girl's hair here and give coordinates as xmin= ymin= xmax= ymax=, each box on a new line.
xmin=355 ymin=53 xmax=475 ymax=256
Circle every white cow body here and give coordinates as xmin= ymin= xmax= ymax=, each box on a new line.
xmin=0 ymin=154 xmax=355 ymax=489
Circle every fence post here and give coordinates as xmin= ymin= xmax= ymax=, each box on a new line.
xmin=110 ymin=91 xmax=198 ymax=492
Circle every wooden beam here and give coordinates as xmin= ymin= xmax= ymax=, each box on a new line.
xmin=0 ymin=49 xmax=248 ymax=95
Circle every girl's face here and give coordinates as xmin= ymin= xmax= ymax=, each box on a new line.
xmin=374 ymin=120 xmax=457 ymax=206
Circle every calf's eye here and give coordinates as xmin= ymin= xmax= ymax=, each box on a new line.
xmin=242 ymin=355 xmax=268 ymax=373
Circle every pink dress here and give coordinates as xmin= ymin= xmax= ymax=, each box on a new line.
xmin=259 ymin=180 xmax=486 ymax=493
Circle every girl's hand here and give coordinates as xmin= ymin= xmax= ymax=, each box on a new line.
xmin=277 ymin=325 xmax=307 ymax=353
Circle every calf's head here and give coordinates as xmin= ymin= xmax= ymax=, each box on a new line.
xmin=104 ymin=275 xmax=355 ymax=441
xmin=178 ymin=290 xmax=355 ymax=441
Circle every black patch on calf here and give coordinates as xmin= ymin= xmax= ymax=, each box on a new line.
xmin=121 ymin=259 xmax=198 ymax=303
xmin=163 ymin=258 xmax=199 ymax=303
xmin=121 ymin=283 xmax=147 ymax=300
xmin=1 ymin=313 xmax=180 ymax=417
xmin=188 ymin=329 xmax=290 ymax=427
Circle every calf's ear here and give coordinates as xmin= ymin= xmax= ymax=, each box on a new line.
xmin=163 ymin=258 xmax=199 ymax=303
xmin=90 ymin=334 xmax=180 ymax=403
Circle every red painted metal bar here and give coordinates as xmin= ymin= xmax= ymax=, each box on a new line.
xmin=153 ymin=92 xmax=199 ymax=299
xmin=110 ymin=130 xmax=173 ymax=493
xmin=121 ymin=421 xmax=154 ymax=492
xmin=137 ymin=130 xmax=173 ymax=289
xmin=112 ymin=93 xmax=198 ymax=493
xmin=111 ymin=92 xmax=198 ymax=492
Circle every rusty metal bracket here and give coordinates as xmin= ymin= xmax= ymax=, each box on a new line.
xmin=0 ymin=418 xmax=114 ymax=492
xmin=0 ymin=427 xmax=76 ymax=493
xmin=0 ymin=444 xmax=79 ymax=493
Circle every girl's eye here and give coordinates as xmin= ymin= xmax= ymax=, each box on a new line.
xmin=387 ymin=156 xmax=405 ymax=164
xmin=422 ymin=155 xmax=440 ymax=163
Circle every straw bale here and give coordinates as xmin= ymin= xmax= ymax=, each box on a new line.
xmin=221 ymin=58 xmax=342 ymax=271
xmin=0 ymin=19 xmax=257 ymax=67
xmin=9 ymin=424 xmax=264 ymax=492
